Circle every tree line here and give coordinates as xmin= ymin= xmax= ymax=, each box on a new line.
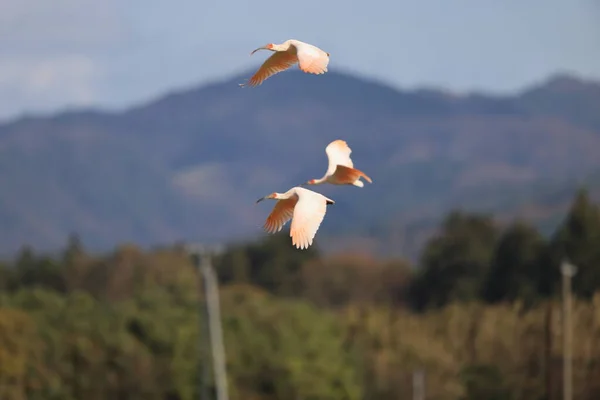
xmin=0 ymin=188 xmax=599 ymax=399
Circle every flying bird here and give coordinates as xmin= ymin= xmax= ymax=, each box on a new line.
xmin=303 ymin=139 xmax=373 ymax=187
xmin=239 ymin=39 xmax=330 ymax=87
xmin=255 ymin=186 xmax=335 ymax=249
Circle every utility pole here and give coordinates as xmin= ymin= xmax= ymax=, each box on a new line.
xmin=190 ymin=250 xmax=211 ymax=400
xmin=544 ymin=301 xmax=553 ymax=400
xmin=561 ymin=260 xmax=577 ymax=400
xmin=412 ymin=369 xmax=425 ymax=400
xmin=188 ymin=244 xmax=229 ymax=400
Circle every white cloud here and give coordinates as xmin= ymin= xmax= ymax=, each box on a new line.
xmin=0 ymin=56 xmax=101 ymax=118
xmin=0 ymin=0 xmax=128 ymax=120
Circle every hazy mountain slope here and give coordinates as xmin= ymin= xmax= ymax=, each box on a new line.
xmin=0 ymin=119 xmax=197 ymax=252
xmin=516 ymin=74 xmax=600 ymax=132
xmin=0 ymin=70 xmax=599 ymax=256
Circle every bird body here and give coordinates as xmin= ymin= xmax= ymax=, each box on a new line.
xmin=256 ymin=186 xmax=334 ymax=249
xmin=240 ymin=39 xmax=330 ymax=87
xmin=304 ymin=139 xmax=373 ymax=187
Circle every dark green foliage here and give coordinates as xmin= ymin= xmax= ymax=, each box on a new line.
xmin=215 ymin=232 xmax=320 ymax=296
xmin=460 ymin=364 xmax=514 ymax=400
xmin=545 ymin=188 xmax=600 ymax=298
xmin=12 ymin=246 xmax=67 ymax=293
xmin=0 ymin=189 xmax=599 ymax=398
xmin=221 ymin=285 xmax=363 ymax=400
xmin=409 ymin=211 xmax=499 ymax=310
xmin=483 ymin=221 xmax=546 ymax=305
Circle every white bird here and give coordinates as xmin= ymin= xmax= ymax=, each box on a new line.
xmin=240 ymin=39 xmax=330 ymax=87
xmin=255 ymin=186 xmax=335 ymax=249
xmin=303 ymin=139 xmax=373 ymax=187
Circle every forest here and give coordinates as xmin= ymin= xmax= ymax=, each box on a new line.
xmin=1 ymin=188 xmax=599 ymax=400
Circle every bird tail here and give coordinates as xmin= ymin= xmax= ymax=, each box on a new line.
xmin=334 ymin=165 xmax=373 ymax=185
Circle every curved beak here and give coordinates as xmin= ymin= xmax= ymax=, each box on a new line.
xmin=250 ymin=46 xmax=268 ymax=55
xmin=255 ymin=196 xmax=267 ymax=204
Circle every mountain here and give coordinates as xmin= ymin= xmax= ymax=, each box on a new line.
xmin=516 ymin=73 xmax=600 ymax=132
xmin=1 ymin=70 xmax=600 ymax=259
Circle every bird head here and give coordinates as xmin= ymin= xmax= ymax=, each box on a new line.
xmin=255 ymin=192 xmax=277 ymax=203
xmin=250 ymin=43 xmax=275 ymax=55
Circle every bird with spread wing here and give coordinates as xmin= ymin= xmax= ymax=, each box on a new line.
xmin=303 ymin=139 xmax=373 ymax=187
xmin=255 ymin=186 xmax=335 ymax=249
xmin=240 ymin=39 xmax=330 ymax=87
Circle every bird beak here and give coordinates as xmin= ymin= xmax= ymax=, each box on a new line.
xmin=250 ymin=46 xmax=268 ymax=55
xmin=255 ymin=196 xmax=266 ymax=204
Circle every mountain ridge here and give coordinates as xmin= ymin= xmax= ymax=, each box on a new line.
xmin=1 ymin=69 xmax=599 ymax=258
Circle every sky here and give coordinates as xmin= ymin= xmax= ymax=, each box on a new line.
xmin=1 ymin=0 xmax=599 ymax=121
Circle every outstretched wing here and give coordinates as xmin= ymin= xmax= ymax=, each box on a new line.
xmin=325 ymin=139 xmax=354 ymax=176
xmin=295 ymin=42 xmax=329 ymax=75
xmin=242 ymin=51 xmax=298 ymax=87
xmin=289 ymin=189 xmax=329 ymax=249
xmin=263 ymin=197 xmax=297 ymax=233
xmin=331 ymin=165 xmax=373 ymax=184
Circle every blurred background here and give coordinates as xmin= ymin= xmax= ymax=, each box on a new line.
xmin=1 ymin=0 xmax=599 ymax=399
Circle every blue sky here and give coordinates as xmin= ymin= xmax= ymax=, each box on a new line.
xmin=1 ymin=0 xmax=599 ymax=120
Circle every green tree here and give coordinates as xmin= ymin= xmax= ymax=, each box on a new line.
xmin=61 ymin=233 xmax=93 ymax=292
xmin=216 ymin=232 xmax=320 ymax=296
xmin=221 ymin=284 xmax=364 ymax=400
xmin=0 ymin=263 xmax=14 ymax=290
xmin=543 ymin=188 xmax=600 ymax=298
xmin=62 ymin=233 xmax=85 ymax=263
xmin=409 ymin=211 xmax=498 ymax=310
xmin=15 ymin=245 xmax=35 ymax=269
xmin=13 ymin=247 xmax=67 ymax=294
xmin=483 ymin=221 xmax=545 ymax=304
xmin=122 ymin=285 xmax=200 ymax=400
xmin=0 ymin=307 xmax=46 ymax=400
xmin=299 ymin=253 xmax=412 ymax=308
xmin=7 ymin=288 xmax=159 ymax=400
xmin=459 ymin=364 xmax=514 ymax=400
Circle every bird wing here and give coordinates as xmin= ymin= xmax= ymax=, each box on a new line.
xmin=331 ymin=165 xmax=373 ymax=184
xmin=289 ymin=189 xmax=328 ymax=249
xmin=294 ymin=42 xmax=329 ymax=75
xmin=243 ymin=51 xmax=299 ymax=87
xmin=263 ymin=197 xmax=298 ymax=233
xmin=325 ymin=139 xmax=354 ymax=176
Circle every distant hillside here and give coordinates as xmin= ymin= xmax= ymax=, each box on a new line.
xmin=1 ymin=70 xmax=599 ymax=258
xmin=516 ymin=73 xmax=600 ymax=132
